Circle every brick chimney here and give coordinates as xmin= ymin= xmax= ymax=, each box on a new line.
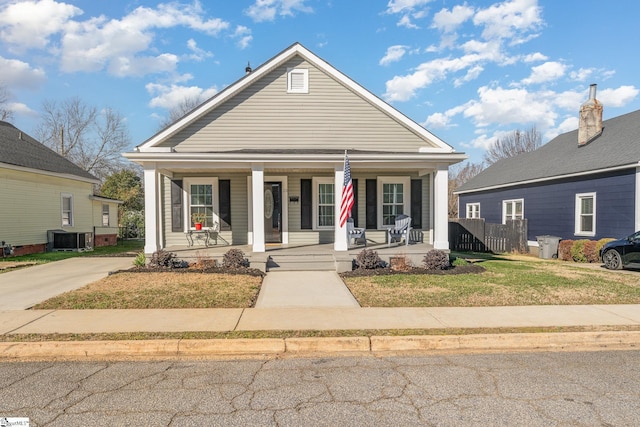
xmin=578 ymin=83 xmax=603 ymax=146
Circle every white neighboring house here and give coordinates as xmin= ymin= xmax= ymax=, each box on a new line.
xmin=124 ymin=43 xmax=466 ymax=255
xmin=0 ymin=121 xmax=122 ymax=256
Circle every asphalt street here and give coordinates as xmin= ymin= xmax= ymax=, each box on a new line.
xmin=1 ymin=350 xmax=639 ymax=426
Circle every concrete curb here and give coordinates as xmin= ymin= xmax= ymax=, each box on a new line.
xmin=1 ymin=331 xmax=639 ymax=360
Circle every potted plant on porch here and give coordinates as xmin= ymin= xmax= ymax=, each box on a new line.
xmin=191 ymin=212 xmax=207 ymax=230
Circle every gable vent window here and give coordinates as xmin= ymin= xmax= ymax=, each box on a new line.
xmin=287 ymin=68 xmax=308 ymax=93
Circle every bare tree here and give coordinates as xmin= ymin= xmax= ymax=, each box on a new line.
xmin=36 ymin=97 xmax=131 ymax=181
xmin=0 ymin=83 xmax=14 ymax=122
xmin=483 ymin=126 xmax=542 ymax=166
xmin=448 ymin=161 xmax=484 ymax=218
xmin=157 ymin=96 xmax=203 ymax=130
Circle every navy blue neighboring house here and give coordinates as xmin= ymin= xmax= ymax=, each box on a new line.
xmin=456 ymin=84 xmax=640 ymax=249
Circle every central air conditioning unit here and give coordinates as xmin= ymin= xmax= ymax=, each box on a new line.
xmin=47 ymin=230 xmax=94 ymax=252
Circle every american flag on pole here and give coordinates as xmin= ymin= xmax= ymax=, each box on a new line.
xmin=339 ymin=151 xmax=354 ymax=227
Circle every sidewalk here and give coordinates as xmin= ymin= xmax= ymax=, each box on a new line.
xmin=1 ymin=261 xmax=640 ymax=359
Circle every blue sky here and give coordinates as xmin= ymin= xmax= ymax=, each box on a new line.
xmin=1 ymin=0 xmax=638 ymax=165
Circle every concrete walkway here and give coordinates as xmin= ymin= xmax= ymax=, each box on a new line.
xmin=255 ymin=271 xmax=360 ymax=308
xmin=0 ymin=257 xmax=133 ymax=310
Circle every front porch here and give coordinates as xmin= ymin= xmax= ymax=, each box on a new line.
xmin=165 ymin=239 xmax=436 ymax=272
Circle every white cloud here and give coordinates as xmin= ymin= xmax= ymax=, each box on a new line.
xmin=598 ymin=85 xmax=639 ymax=107
xmin=463 ymin=86 xmax=557 ymax=128
xmin=186 ymin=39 xmax=213 ymax=61
xmin=523 ymin=52 xmax=547 ymax=62
xmin=0 ymin=0 xmax=229 ymax=77
xmin=384 ymin=53 xmax=491 ymax=102
xmin=431 ymin=4 xmax=474 ymax=33
xmin=233 ymin=25 xmax=253 ymax=49
xmin=146 ymin=82 xmax=218 ymax=110
xmin=380 ymin=45 xmax=408 ymax=66
xmin=109 ymin=53 xmax=179 ymax=78
xmin=454 ymin=65 xmax=484 ymax=87
xmin=469 ymin=130 xmax=513 ymax=150
xmin=424 ymin=112 xmax=450 ymax=128
xmin=0 ymin=56 xmax=46 ymax=88
xmin=0 ymin=0 xmax=82 ymax=51
xmin=473 ymin=0 xmax=543 ymax=41
xmin=245 ymin=0 xmax=313 ymax=23
xmin=385 ymin=0 xmax=432 ymax=14
xmin=8 ymin=101 xmax=38 ymax=117
xmin=521 ymin=61 xmax=566 ymax=85
xmin=385 ymin=0 xmax=432 ymax=29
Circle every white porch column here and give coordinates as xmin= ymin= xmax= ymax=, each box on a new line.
xmin=143 ymin=163 xmax=161 ymax=254
xmin=433 ymin=164 xmax=450 ymax=250
xmin=334 ymin=164 xmax=348 ymax=251
xmin=251 ymin=164 xmax=265 ymax=253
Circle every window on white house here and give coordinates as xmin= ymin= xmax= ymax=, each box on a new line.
xmin=466 ymin=203 xmax=480 ymax=219
xmin=378 ymin=177 xmax=411 ymax=227
xmin=185 ymin=178 xmax=219 ymax=229
xmin=287 ymin=68 xmax=309 ymax=93
xmin=62 ymin=194 xmax=73 ymax=226
xmin=102 ymin=204 xmax=110 ymax=227
xmin=313 ymin=178 xmax=335 ymax=229
xmin=502 ymin=199 xmax=524 ymax=223
xmin=575 ymin=193 xmax=596 ymax=236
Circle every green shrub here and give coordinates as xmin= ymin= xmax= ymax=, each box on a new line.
xmin=558 ymin=240 xmax=574 ymax=261
xmin=423 ymin=249 xmax=450 ymax=270
xmin=583 ymin=240 xmax=599 ymax=263
xmin=451 ymin=257 xmax=468 ymax=267
xmin=355 ymin=249 xmax=383 ymax=269
xmin=596 ymin=238 xmax=616 ymax=260
xmin=570 ymin=240 xmax=588 ymax=263
xmin=222 ymin=248 xmax=249 ymax=269
xmin=133 ymin=252 xmax=146 ymax=267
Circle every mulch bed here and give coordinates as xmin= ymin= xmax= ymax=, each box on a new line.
xmin=340 ymin=264 xmax=485 ymax=278
xmin=116 ymin=265 xmax=266 ymax=277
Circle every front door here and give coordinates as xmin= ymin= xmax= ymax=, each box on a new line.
xmin=264 ymin=182 xmax=282 ymax=243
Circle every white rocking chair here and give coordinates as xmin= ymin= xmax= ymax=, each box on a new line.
xmin=347 ymin=218 xmax=366 ymax=247
xmin=387 ymin=214 xmax=412 ymax=247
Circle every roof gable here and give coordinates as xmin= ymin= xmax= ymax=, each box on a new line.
xmin=0 ymin=121 xmax=98 ymax=182
xmin=458 ymin=109 xmax=640 ymax=193
xmin=137 ymin=42 xmax=454 ymax=154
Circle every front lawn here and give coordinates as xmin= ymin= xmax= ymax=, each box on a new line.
xmin=33 ymin=271 xmax=262 ymax=309
xmin=0 ymin=240 xmax=143 ymax=265
xmin=342 ymin=255 xmax=640 ymax=307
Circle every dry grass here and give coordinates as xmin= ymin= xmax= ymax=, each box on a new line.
xmin=344 ymin=257 xmax=640 ymax=307
xmin=33 ymin=272 xmax=262 ymax=309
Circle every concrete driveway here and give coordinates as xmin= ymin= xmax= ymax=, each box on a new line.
xmin=0 ymin=257 xmax=133 ymax=310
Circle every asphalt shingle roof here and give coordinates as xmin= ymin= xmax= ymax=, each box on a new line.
xmin=458 ymin=109 xmax=640 ymax=192
xmin=0 ymin=121 xmax=97 ymax=181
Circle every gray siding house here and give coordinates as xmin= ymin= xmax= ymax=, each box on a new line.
xmin=125 ymin=43 xmax=466 ymax=254
xmin=457 ymin=85 xmax=640 ymax=247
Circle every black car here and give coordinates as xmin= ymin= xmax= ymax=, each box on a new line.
xmin=600 ymin=231 xmax=640 ymax=270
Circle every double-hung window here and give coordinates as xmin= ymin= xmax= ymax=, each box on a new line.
xmin=61 ymin=193 xmax=73 ymax=226
xmin=575 ymin=193 xmax=596 ymax=236
xmin=466 ymin=203 xmax=480 ymax=219
xmin=378 ymin=177 xmax=411 ymax=227
xmin=185 ymin=178 xmax=218 ymax=230
xmin=502 ymin=199 xmax=524 ymax=223
xmin=312 ymin=177 xmax=334 ymax=229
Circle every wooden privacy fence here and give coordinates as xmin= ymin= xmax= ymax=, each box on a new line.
xmin=449 ymin=219 xmax=528 ymax=253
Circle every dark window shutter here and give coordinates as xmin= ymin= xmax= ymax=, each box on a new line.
xmin=301 ymin=179 xmax=312 ymax=229
xmin=411 ymin=179 xmax=422 ymax=229
xmin=219 ymin=180 xmax=231 ymax=231
xmin=170 ymin=180 xmax=183 ymax=232
xmin=351 ymin=179 xmax=358 ymax=227
xmin=365 ymin=179 xmax=377 ymax=229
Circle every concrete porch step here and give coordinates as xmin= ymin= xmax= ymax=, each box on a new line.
xmin=267 ymin=254 xmax=337 ymax=271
